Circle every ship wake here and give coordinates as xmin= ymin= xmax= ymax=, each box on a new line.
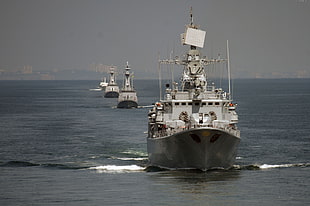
xmin=88 ymin=165 xmax=145 ymax=173
xmin=1 ymin=160 xmax=308 ymax=173
xmin=233 ymin=163 xmax=310 ymax=170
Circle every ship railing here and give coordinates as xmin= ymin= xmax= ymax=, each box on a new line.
xmin=153 ymin=122 xmax=239 ymax=138
xmin=154 ymin=125 xmax=189 ymax=137
xmin=190 ymin=122 xmax=240 ymax=137
xmin=206 ymin=86 xmax=215 ymax=92
xmin=153 ymin=128 xmax=239 ymax=138
xmin=213 ymin=124 xmax=240 ymax=137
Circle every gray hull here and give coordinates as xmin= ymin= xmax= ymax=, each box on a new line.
xmin=117 ymin=100 xmax=138 ymax=108
xmin=147 ymin=128 xmax=240 ymax=170
xmin=104 ymin=91 xmax=119 ymax=98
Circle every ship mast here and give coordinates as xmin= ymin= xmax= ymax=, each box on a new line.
xmin=109 ymin=67 xmax=116 ymax=85
xmin=123 ymin=62 xmax=133 ymax=91
xmin=226 ymin=40 xmax=232 ymax=99
xmin=190 ymin=7 xmax=193 ymax=26
xmin=158 ymin=8 xmax=228 ymax=96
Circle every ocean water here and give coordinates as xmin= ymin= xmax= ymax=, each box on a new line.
xmin=0 ymin=79 xmax=309 ymax=206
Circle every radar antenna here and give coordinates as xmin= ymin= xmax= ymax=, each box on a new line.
xmin=181 ymin=8 xmax=206 ymax=48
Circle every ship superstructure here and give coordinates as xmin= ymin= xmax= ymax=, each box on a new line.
xmin=147 ymin=9 xmax=240 ymax=170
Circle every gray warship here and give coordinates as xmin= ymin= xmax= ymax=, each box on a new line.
xmin=104 ymin=67 xmax=119 ymax=98
xmin=147 ymin=10 xmax=240 ymax=170
xmin=99 ymin=77 xmax=108 ymax=90
xmin=117 ymin=62 xmax=138 ymax=108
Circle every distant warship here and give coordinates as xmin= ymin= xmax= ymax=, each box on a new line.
xmin=104 ymin=67 xmax=119 ymax=98
xmin=147 ymin=9 xmax=240 ymax=170
xmin=117 ymin=62 xmax=138 ymax=108
xmin=99 ymin=77 xmax=108 ymax=90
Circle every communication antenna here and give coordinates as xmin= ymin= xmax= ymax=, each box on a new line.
xmin=226 ymin=40 xmax=232 ymax=99
xmin=190 ymin=7 xmax=193 ymax=26
xmin=170 ymin=50 xmax=174 ymax=84
xmin=158 ymin=53 xmax=162 ymax=100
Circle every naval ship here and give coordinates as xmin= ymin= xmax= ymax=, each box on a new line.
xmin=99 ymin=77 xmax=108 ymax=90
xmin=147 ymin=10 xmax=240 ymax=170
xmin=104 ymin=67 xmax=119 ymax=98
xmin=117 ymin=62 xmax=138 ymax=108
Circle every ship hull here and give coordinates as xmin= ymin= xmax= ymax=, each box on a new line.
xmin=147 ymin=128 xmax=240 ymax=171
xmin=104 ymin=91 xmax=119 ymax=98
xmin=117 ymin=100 xmax=138 ymax=108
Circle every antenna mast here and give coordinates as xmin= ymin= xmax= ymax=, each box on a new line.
xmin=226 ymin=40 xmax=232 ymax=99
xmin=190 ymin=7 xmax=193 ymax=26
xmin=158 ymin=53 xmax=162 ymax=101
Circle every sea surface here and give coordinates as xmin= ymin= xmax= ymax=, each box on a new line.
xmin=0 ymin=79 xmax=309 ymax=206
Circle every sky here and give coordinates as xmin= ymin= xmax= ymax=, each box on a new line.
xmin=1 ymin=0 xmax=309 ymax=79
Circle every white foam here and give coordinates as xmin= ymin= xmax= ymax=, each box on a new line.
xmin=88 ymin=165 xmax=145 ymax=173
xmin=89 ymin=88 xmax=102 ymax=91
xmin=259 ymin=164 xmax=295 ymax=169
xmin=114 ymin=157 xmax=148 ymax=161
xmin=121 ymin=150 xmax=148 ymax=157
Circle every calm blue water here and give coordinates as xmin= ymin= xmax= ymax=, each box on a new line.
xmin=0 ymin=79 xmax=309 ymax=206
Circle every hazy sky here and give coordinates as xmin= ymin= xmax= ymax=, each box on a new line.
xmin=1 ymin=0 xmax=309 ymax=78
